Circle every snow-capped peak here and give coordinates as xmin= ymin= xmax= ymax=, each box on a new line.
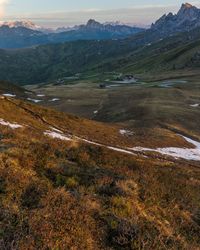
xmin=0 ymin=20 xmax=41 ymax=30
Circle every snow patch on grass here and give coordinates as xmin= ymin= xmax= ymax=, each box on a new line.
xmin=130 ymin=135 xmax=200 ymax=161
xmin=44 ymin=126 xmax=200 ymax=161
xmin=27 ymin=98 xmax=42 ymax=103
xmin=119 ymin=129 xmax=134 ymax=136
xmin=44 ymin=128 xmax=136 ymax=156
xmin=44 ymin=130 xmax=72 ymax=141
xmin=50 ymin=98 xmax=60 ymax=102
xmin=0 ymin=119 xmax=23 ymax=129
xmin=37 ymin=94 xmax=45 ymax=97
xmin=190 ymin=104 xmax=199 ymax=107
xmin=3 ymin=93 xmax=16 ymax=97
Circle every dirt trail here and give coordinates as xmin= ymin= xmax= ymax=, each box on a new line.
xmin=4 ymin=97 xmax=138 ymax=157
xmin=5 ymin=97 xmax=64 ymax=132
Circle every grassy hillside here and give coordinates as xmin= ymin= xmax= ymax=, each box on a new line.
xmin=28 ymin=73 xmax=200 ymax=140
xmin=0 ymin=39 xmax=135 ymax=84
xmin=0 ymin=28 xmax=200 ymax=84
xmin=115 ymin=38 xmax=200 ymax=75
xmin=0 ymin=80 xmax=29 ymax=96
xmin=0 ymin=29 xmax=164 ymax=84
xmin=0 ymin=94 xmax=200 ymax=249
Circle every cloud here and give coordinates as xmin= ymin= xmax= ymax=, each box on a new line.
xmin=0 ymin=0 xmax=9 ymax=17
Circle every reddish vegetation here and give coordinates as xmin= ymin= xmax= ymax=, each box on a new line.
xmin=0 ymin=97 xmax=200 ymax=249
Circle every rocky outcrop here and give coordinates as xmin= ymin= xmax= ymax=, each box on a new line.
xmin=151 ymin=3 xmax=200 ymax=34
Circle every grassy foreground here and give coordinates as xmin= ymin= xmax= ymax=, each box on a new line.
xmin=0 ymin=97 xmax=200 ymax=249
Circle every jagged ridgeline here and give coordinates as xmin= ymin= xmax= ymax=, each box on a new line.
xmin=0 ymin=19 xmax=144 ymax=49
xmin=152 ymin=3 xmax=200 ymax=33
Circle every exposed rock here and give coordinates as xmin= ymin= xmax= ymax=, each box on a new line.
xmin=151 ymin=3 xmax=200 ymax=34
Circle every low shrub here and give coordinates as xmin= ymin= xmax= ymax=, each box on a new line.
xmin=193 ymin=209 xmax=200 ymax=226
xmin=55 ymin=174 xmax=66 ymax=187
xmin=0 ymin=178 xmax=6 ymax=194
xmin=65 ymin=176 xmax=79 ymax=189
xmin=99 ymin=181 xmax=125 ymax=197
xmin=109 ymin=218 xmax=138 ymax=248
xmin=21 ymin=183 xmax=45 ymax=209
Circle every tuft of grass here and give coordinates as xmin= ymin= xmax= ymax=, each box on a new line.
xmin=65 ymin=176 xmax=79 ymax=189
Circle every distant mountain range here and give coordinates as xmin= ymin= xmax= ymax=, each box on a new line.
xmin=1 ymin=3 xmax=200 ymax=83
xmin=0 ymin=19 xmax=144 ymax=49
xmin=1 ymin=3 xmax=200 ymax=49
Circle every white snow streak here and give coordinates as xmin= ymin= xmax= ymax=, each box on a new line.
xmin=44 ymin=131 xmax=71 ymax=141
xmin=27 ymin=98 xmax=42 ymax=103
xmin=0 ymin=119 xmax=23 ymax=129
xmin=44 ymin=127 xmax=200 ymax=161
xmin=3 ymin=93 xmax=16 ymax=97
xmin=190 ymin=104 xmax=199 ymax=107
xmin=130 ymin=135 xmax=200 ymax=161
xmin=119 ymin=129 xmax=134 ymax=136
xmin=37 ymin=94 xmax=45 ymax=97
xmin=44 ymin=128 xmax=136 ymax=156
xmin=50 ymin=98 xmax=60 ymax=102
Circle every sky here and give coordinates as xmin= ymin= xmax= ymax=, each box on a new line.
xmin=1 ymin=0 xmax=200 ymax=27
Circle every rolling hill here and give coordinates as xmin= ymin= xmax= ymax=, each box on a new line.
xmin=0 ymin=84 xmax=200 ymax=249
xmin=0 ymin=26 xmax=200 ymax=84
xmin=101 ymin=27 xmax=200 ymax=75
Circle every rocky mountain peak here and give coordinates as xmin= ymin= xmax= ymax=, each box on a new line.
xmin=151 ymin=3 xmax=200 ymax=33
xmin=0 ymin=20 xmax=41 ymax=30
xmin=181 ymin=3 xmax=192 ymax=9
xmin=177 ymin=3 xmax=199 ymax=17
xmin=86 ymin=19 xmax=102 ymax=28
xmin=181 ymin=3 xmax=194 ymax=9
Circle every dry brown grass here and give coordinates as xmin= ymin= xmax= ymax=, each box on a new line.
xmin=0 ymin=97 xmax=200 ymax=249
